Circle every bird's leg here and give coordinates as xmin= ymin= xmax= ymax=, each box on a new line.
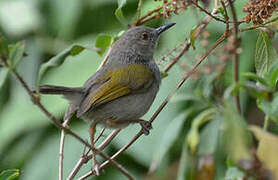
xmin=89 ymin=123 xmax=100 ymax=176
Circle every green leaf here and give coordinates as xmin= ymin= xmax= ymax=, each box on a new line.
xmin=243 ymin=72 xmax=268 ymax=86
xmin=268 ymin=60 xmax=278 ymax=88
xmin=38 ymin=44 xmax=85 ymax=83
xmin=0 ymin=35 xmax=8 ymax=57
xmin=257 ymin=94 xmax=278 ymax=122
xmin=217 ymin=7 xmax=225 ymax=18
xmin=0 ymin=42 xmax=25 ymax=89
xmin=177 ymin=143 xmax=190 ymax=180
xmin=149 ymin=112 xmax=187 ymax=172
xmin=114 ymin=30 xmax=125 ymax=42
xmin=222 ymin=102 xmax=252 ymax=163
xmin=198 ymin=118 xmax=221 ymax=155
xmin=0 ymin=169 xmax=20 ymax=180
xmin=187 ymin=108 xmax=217 ymax=153
xmin=8 ymin=42 xmax=25 ymax=67
xmin=255 ymin=30 xmax=277 ymax=77
xmin=160 ymin=71 xmax=168 ymax=79
xmin=115 ymin=0 xmax=127 ymax=24
xmin=265 ymin=16 xmax=278 ymax=25
xmin=0 ymin=68 xmax=9 ymax=89
xmin=95 ymin=34 xmax=113 ymax=56
xmin=241 ymin=81 xmax=271 ymax=100
xmin=190 ymin=26 xmax=197 ymax=50
xmin=224 ymin=167 xmax=244 ymax=180
xmin=249 ymin=125 xmax=278 ymax=178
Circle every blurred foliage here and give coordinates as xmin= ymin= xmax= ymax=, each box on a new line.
xmin=0 ymin=169 xmax=20 ymax=180
xmin=1 ymin=0 xmax=278 ymax=180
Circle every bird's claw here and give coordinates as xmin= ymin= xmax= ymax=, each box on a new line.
xmin=139 ymin=121 xmax=152 ymax=135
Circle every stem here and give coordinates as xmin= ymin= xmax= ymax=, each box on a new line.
xmin=59 ymin=123 xmax=67 ymax=180
xmin=59 ymin=104 xmax=75 ymax=180
xmin=263 ymin=115 xmax=270 ymax=131
xmin=66 ymin=129 xmax=121 ymax=180
xmin=192 ymin=1 xmax=228 ymax=24
xmin=0 ymin=57 xmax=131 ymax=180
xmin=163 ymin=5 xmax=220 ymax=73
xmin=228 ymin=0 xmax=241 ymax=114
xmin=97 ymin=129 xmax=121 ymax=150
xmin=136 ymin=0 xmax=143 ymax=21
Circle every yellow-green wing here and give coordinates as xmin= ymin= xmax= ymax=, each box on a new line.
xmin=77 ymin=64 xmax=153 ymax=117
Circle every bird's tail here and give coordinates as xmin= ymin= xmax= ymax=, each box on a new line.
xmin=38 ymin=85 xmax=82 ymax=95
xmin=37 ymin=85 xmax=83 ymax=105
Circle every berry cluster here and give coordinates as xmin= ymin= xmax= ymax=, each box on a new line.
xmin=243 ymin=0 xmax=278 ymax=25
xmin=155 ymin=0 xmax=189 ymax=19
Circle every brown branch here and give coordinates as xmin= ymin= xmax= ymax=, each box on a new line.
xmin=67 ymin=129 xmax=121 ymax=180
xmin=96 ymin=45 xmax=112 ymax=71
xmin=228 ymin=0 xmax=241 ymax=114
xmin=192 ymin=1 xmax=227 ymax=24
xmin=163 ymin=41 xmax=191 ymax=73
xmin=163 ymin=11 xmax=214 ymax=72
xmin=59 ymin=104 xmax=75 ymax=180
xmin=95 ymin=127 xmax=106 ymax=144
xmin=67 ymin=155 xmax=89 ymax=180
xmin=0 ymin=57 xmax=133 ymax=180
xmin=134 ymin=0 xmax=184 ymax=26
xmin=134 ymin=1 xmax=168 ymax=26
xmin=163 ymin=0 xmax=234 ymax=73
xmin=97 ymin=129 xmax=121 ymax=150
xmin=59 ymin=119 xmax=70 ymax=180
xmin=136 ymin=0 xmax=144 ymax=21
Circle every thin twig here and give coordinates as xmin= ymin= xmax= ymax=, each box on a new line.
xmin=134 ymin=1 xmax=172 ymax=26
xmin=59 ymin=104 xmax=75 ymax=180
xmin=96 ymin=45 xmax=112 ymax=71
xmin=67 ymin=158 xmax=86 ymax=180
xmin=59 ymin=120 xmax=70 ymax=180
xmin=263 ymin=115 xmax=270 ymax=131
xmin=220 ymin=0 xmax=230 ymax=31
xmin=228 ymin=0 xmax=241 ymax=114
xmin=95 ymin=127 xmax=106 ymax=144
xmin=192 ymin=1 xmax=227 ymax=24
xmin=136 ymin=0 xmax=144 ymax=21
xmin=163 ymin=11 xmax=214 ymax=72
xmin=162 ymin=1 xmax=228 ymax=73
xmin=163 ymin=1 xmax=232 ymax=73
xmin=0 ymin=57 xmax=133 ymax=180
xmin=148 ymin=33 xmax=230 ymax=125
xmin=66 ymin=129 xmax=121 ymax=180
xmin=239 ymin=25 xmax=262 ymax=32
xmin=97 ymin=129 xmax=121 ymax=150
xmin=67 ymin=153 xmax=92 ymax=180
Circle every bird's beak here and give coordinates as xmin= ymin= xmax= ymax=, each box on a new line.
xmin=156 ymin=23 xmax=176 ymax=35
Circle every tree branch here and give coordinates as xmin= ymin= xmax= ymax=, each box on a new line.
xmin=59 ymin=104 xmax=75 ymax=180
xmin=66 ymin=129 xmax=121 ymax=180
xmin=228 ymin=0 xmax=241 ymax=113
xmin=0 ymin=57 xmax=133 ymax=180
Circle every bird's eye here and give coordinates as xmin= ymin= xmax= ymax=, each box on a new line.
xmin=142 ymin=32 xmax=149 ymax=40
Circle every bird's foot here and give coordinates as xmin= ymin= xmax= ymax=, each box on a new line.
xmin=139 ymin=120 xmax=152 ymax=135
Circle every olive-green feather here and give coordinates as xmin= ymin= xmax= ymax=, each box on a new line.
xmin=77 ymin=64 xmax=153 ymax=117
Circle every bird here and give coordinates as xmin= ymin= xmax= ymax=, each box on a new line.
xmin=38 ymin=23 xmax=175 ymax=172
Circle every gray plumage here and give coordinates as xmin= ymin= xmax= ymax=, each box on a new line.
xmin=39 ymin=23 xmax=175 ymax=129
